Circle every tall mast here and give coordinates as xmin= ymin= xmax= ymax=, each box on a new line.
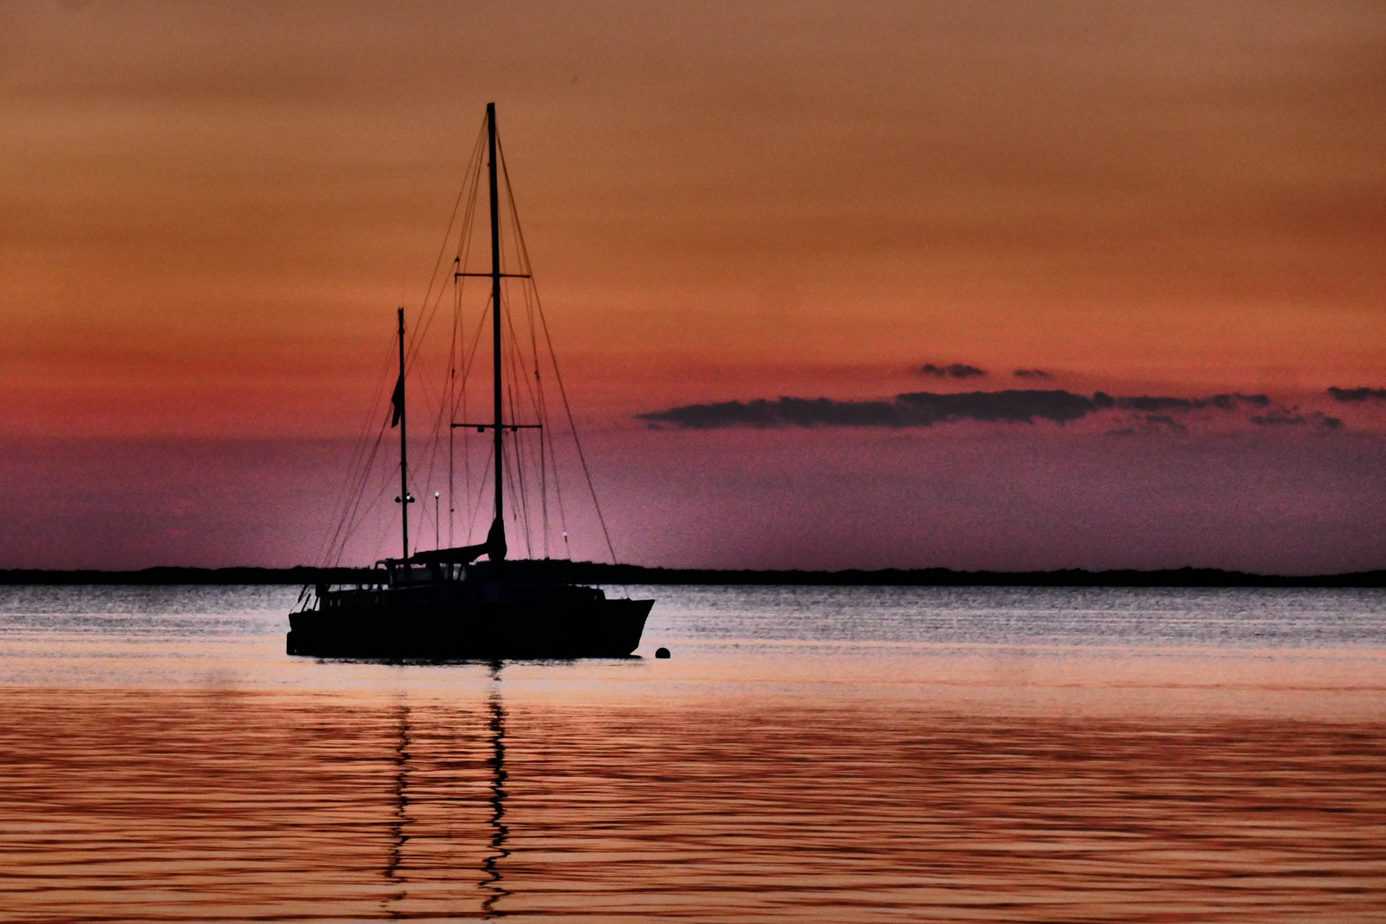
xmin=487 ymin=101 xmax=504 ymax=530
xmin=397 ymin=306 xmax=411 ymax=560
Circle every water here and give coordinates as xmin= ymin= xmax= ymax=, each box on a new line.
xmin=1 ymin=584 xmax=1384 ymax=921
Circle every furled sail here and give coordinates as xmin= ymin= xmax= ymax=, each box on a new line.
xmin=485 ymin=516 xmax=507 ymax=561
xmin=408 ymin=517 xmax=507 ymax=565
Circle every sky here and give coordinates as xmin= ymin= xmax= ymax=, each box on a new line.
xmin=3 ymin=0 xmax=1385 ymax=572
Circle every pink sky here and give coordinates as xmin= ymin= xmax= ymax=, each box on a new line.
xmin=3 ymin=1 xmax=1385 ymax=571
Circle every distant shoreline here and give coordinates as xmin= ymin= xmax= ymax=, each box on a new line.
xmin=2 ymin=563 xmax=1383 ymax=588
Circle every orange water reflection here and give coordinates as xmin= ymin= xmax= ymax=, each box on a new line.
xmin=2 ymin=678 xmax=1384 ymax=922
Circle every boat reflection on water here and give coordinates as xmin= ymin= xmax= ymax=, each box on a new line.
xmin=481 ymin=662 xmax=511 ymax=919
xmin=4 ymin=648 xmax=1386 ymax=921
xmin=384 ymin=703 xmax=411 ymax=915
xmin=382 ymin=665 xmax=511 ymax=919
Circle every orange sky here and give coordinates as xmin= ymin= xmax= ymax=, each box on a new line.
xmin=3 ymin=1 xmax=1385 ymax=569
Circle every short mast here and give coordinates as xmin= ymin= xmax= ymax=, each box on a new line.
xmin=487 ymin=102 xmax=504 ymax=534
xmin=396 ymin=306 xmax=411 ymax=560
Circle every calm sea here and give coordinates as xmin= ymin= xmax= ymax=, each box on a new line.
xmin=1 ymin=584 xmax=1384 ymax=922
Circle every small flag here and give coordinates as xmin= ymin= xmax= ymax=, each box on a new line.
xmin=390 ymin=373 xmax=404 ymax=427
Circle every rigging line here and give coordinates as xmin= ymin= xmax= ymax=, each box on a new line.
xmin=544 ymin=411 xmax=572 ymax=559
xmin=407 ymin=281 xmax=448 ymax=376
xmin=331 ymin=432 xmax=390 ymax=567
xmin=456 ymin=299 xmax=491 ymax=538
xmin=328 ymin=343 xmax=403 ymax=564
xmin=416 ymin=168 xmax=484 ymax=490
xmin=519 ymin=287 xmax=571 ymax=558
xmin=504 ymin=295 xmax=544 ymax=551
xmin=411 ymin=294 xmax=475 ymax=476
xmin=452 ymin=297 xmax=493 ymax=534
xmin=496 ymin=156 xmax=551 ymax=556
xmin=460 ymin=298 xmax=492 ymax=398
xmin=326 ymin=123 xmax=474 ymax=567
xmin=443 ymin=142 xmax=484 ymax=550
xmin=406 ymin=159 xmax=482 ymax=382
xmin=407 ymin=121 xmax=486 ymax=363
xmin=331 ymin=126 xmax=473 ymax=565
xmin=456 ymin=143 xmax=484 ymax=277
xmin=519 ymin=281 xmax=555 ymax=558
xmin=498 ymin=243 xmax=540 ymax=429
xmin=505 ymin=362 xmax=533 ymax=558
xmin=501 ymin=425 xmax=527 ymax=557
xmin=316 ymin=334 xmax=397 ymax=566
xmin=502 ymin=286 xmax=542 ymax=439
xmin=324 ymin=439 xmax=376 ymax=567
xmin=500 ymin=139 xmax=618 ymax=564
xmin=500 ymin=326 xmax=530 ymax=553
xmin=539 ymin=426 xmax=548 ymax=559
xmin=407 ymin=375 xmax=470 ymax=557
xmin=526 ymin=294 xmax=570 ymax=562
xmin=332 ymin=418 xmax=391 ymax=556
xmin=398 ymin=147 xmax=483 ymax=491
xmin=468 ymin=441 xmax=495 ymax=543
xmin=367 ymin=486 xmax=399 ymax=565
xmin=338 ymin=470 xmax=393 ymax=562
xmin=498 ymin=140 xmax=545 ymax=415
xmin=406 ymin=299 xmax=469 ymax=493
xmin=325 ymin=415 xmax=389 ymax=568
xmin=460 ymin=380 xmax=469 ymax=541
xmin=450 ymin=158 xmax=487 ymax=525
xmin=517 ymin=279 xmax=554 ymax=558
xmin=544 ymin=333 xmax=617 ymax=563
xmin=447 ymin=150 xmax=483 ymax=548
xmin=390 ymin=324 xmax=449 ymax=537
xmin=498 ymin=156 xmax=540 ymax=385
xmin=408 ymin=319 xmax=466 ymax=551
xmin=455 ymin=302 xmax=493 ymax=402
xmin=520 ymin=288 xmax=550 ymax=557
xmin=410 ymin=204 xmax=481 ymax=427
xmin=408 ymin=363 xmax=466 ymax=557
xmin=400 ymin=356 xmax=444 ymax=525
xmin=319 ymin=422 xmax=377 ymax=568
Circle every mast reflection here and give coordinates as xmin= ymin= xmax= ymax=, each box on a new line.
xmin=384 ymin=701 xmax=411 ymax=915
xmin=481 ymin=660 xmax=511 ymax=919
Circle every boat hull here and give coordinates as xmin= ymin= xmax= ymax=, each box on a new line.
xmin=287 ymin=595 xmax=652 ymax=660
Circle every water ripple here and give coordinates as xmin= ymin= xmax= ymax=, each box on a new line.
xmin=2 ymin=685 xmax=1384 ymax=921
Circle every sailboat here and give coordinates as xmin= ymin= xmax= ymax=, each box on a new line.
xmin=286 ymin=103 xmax=653 ymax=659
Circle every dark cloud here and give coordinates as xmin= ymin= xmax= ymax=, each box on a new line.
xmin=896 ymin=390 xmax=1095 ymax=424
xmin=1327 ymin=387 xmax=1386 ymax=403
xmin=640 ymin=390 xmax=1095 ymax=429
xmin=919 ymin=362 xmax=987 ymax=379
xmin=639 ymin=389 xmax=1272 ymax=430
xmin=1110 ymin=393 xmax=1270 ymax=412
xmin=637 ymin=397 xmax=901 ymax=429
xmin=1250 ymin=411 xmax=1344 ymax=431
xmin=1013 ymin=368 xmax=1053 ymax=380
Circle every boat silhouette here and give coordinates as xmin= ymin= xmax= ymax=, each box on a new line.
xmin=288 ymin=103 xmax=652 ymax=659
